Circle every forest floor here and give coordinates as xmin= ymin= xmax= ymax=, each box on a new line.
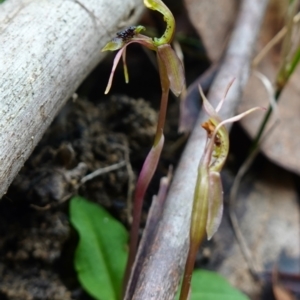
xmin=1 ymin=1 xmax=299 ymax=299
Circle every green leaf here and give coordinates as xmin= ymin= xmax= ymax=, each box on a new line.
xmin=176 ymin=270 xmax=249 ymax=300
xmin=0 ymin=0 xmax=6 ymax=3
xmin=70 ymin=196 xmax=128 ymax=300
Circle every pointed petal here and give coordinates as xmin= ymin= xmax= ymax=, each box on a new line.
xmin=215 ymin=78 xmax=235 ymax=113
xmin=213 ymin=106 xmax=265 ymax=134
xmin=104 ymin=47 xmax=126 ymax=94
xmin=104 ymin=37 xmax=156 ymax=94
xmin=102 ymin=38 xmax=124 ymax=52
xmin=199 ymin=85 xmax=219 ymax=120
xmin=157 ymin=44 xmax=185 ymax=96
xmin=206 ymin=171 xmax=223 ymax=240
xmin=178 ymin=65 xmax=219 ymax=133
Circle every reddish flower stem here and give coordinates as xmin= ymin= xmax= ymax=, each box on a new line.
xmin=123 ymin=57 xmax=170 ymax=289
xmin=154 ymin=53 xmax=170 ymax=146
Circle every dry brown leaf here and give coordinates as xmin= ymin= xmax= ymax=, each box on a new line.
xmin=183 ymin=0 xmax=238 ymax=62
xmin=238 ymin=0 xmax=300 ymax=174
xmin=239 ymin=60 xmax=300 ymax=175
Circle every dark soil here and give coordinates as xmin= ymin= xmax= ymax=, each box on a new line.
xmin=0 ymin=93 xmax=171 ymax=300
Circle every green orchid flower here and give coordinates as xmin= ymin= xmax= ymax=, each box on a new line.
xmin=179 ymin=82 xmax=264 ymax=300
xmin=102 ymin=0 xmax=184 ymax=100
xmin=102 ymin=0 xmax=185 ymax=288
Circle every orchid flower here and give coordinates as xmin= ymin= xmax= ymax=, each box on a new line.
xmin=102 ymin=0 xmax=185 ymax=287
xmin=102 ymin=0 xmax=185 ymax=100
xmin=179 ymin=82 xmax=265 ymax=300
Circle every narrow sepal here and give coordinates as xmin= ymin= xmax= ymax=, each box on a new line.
xmin=206 ymin=171 xmax=223 ymax=240
xmin=199 ymin=85 xmax=220 ymax=121
xmin=213 ymin=107 xmax=266 ymax=135
xmin=103 ymin=36 xmax=156 ymax=94
xmin=157 ymin=44 xmax=185 ymax=96
xmin=104 ymin=46 xmax=127 ymax=94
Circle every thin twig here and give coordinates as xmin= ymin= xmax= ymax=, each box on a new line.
xmin=56 ymin=160 xmax=126 ymax=204
xmin=80 ymin=161 xmax=126 ymax=184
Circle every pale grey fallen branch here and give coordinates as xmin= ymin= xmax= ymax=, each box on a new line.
xmin=0 ymin=0 xmax=144 ymax=199
xmin=129 ymin=0 xmax=269 ymax=299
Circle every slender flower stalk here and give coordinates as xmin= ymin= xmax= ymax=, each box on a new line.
xmin=101 ymin=0 xmax=185 ymax=288
xmin=179 ymin=83 xmax=264 ymax=300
